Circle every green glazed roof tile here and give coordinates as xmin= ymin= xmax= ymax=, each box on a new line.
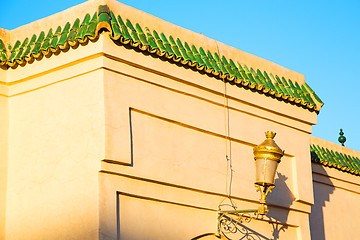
xmin=344 ymin=156 xmax=358 ymax=171
xmin=339 ymin=153 xmax=353 ymax=169
xmin=50 ymin=26 xmax=62 ymax=50
xmin=41 ymin=29 xmax=54 ymax=51
xmin=340 ymin=154 xmax=355 ymax=170
xmin=176 ymin=38 xmax=190 ymax=61
xmin=31 ymin=31 xmax=46 ymax=55
xmin=250 ymin=67 xmax=257 ymax=77
xmin=249 ymin=68 xmax=262 ymax=85
xmin=269 ymin=73 xmax=279 ymax=85
xmin=191 ymin=45 xmax=205 ymax=67
xmin=281 ymin=78 xmax=295 ymax=97
xmin=153 ymin=30 xmax=166 ymax=52
xmin=77 ymin=14 xmax=91 ymax=40
xmin=206 ymin=51 xmax=221 ymax=73
xmin=275 ymin=75 xmax=283 ymax=85
xmin=85 ymin=12 xmax=98 ymax=38
xmin=287 ymin=79 xmax=297 ymax=90
xmin=281 ymin=85 xmax=291 ymax=98
xmin=311 ymin=144 xmax=360 ymax=177
xmin=0 ymin=40 xmax=7 ymax=62
xmin=228 ymin=60 xmax=241 ymax=80
xmin=255 ymin=75 xmax=266 ymax=88
xmin=288 ymin=80 xmax=301 ymax=99
xmin=351 ymin=157 xmax=360 ymax=170
xmin=67 ymin=19 xmax=80 ymax=43
xmin=281 ymin=77 xmax=289 ymax=87
xmin=221 ymin=56 xmax=235 ymax=77
xmin=160 ymin=33 xmax=174 ymax=56
xmin=8 ymin=40 xmax=21 ymax=62
xmin=14 ymin=37 xmax=29 ymax=61
xmin=294 ymin=81 xmax=302 ymax=92
xmin=109 ymin=12 xmax=121 ymax=40
xmin=304 ymin=83 xmax=323 ymax=106
xmin=262 ymin=71 xmax=276 ymax=91
xmin=0 ymin=4 xmax=322 ymax=112
xmin=243 ymin=64 xmax=251 ymax=74
xmin=247 ymin=73 xmax=258 ymax=86
xmin=22 ymin=34 xmax=37 ymax=58
xmin=117 ymin=15 xmax=131 ymax=41
xmin=168 ymin=36 xmax=182 ymax=58
xmin=250 ymin=73 xmax=262 ymax=86
xmin=214 ymin=53 xmax=227 ymax=75
xmin=126 ymin=20 xmax=140 ymax=43
xmin=285 ymin=85 xmax=296 ymax=99
xmin=273 ymin=83 xmax=283 ymax=95
xmin=198 ymin=47 xmax=213 ymax=70
xmin=98 ymin=5 xmax=110 ymax=26
xmin=250 ymin=68 xmax=264 ymax=86
xmin=58 ymin=23 xmax=71 ymax=46
xmin=135 ymin=24 xmax=149 ymax=46
xmin=145 ymin=29 xmax=158 ymax=50
xmin=184 ymin=42 xmax=196 ymax=63
xmin=237 ymin=64 xmax=250 ymax=82
xmin=97 ymin=5 xmax=112 ymax=35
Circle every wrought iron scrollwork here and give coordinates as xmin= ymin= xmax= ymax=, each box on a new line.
xmin=218 ymin=213 xmax=263 ymax=240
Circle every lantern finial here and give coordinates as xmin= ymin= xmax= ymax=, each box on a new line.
xmin=265 ymin=131 xmax=276 ymax=139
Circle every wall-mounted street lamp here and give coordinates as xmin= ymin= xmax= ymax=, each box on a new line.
xmin=217 ymin=131 xmax=284 ymax=237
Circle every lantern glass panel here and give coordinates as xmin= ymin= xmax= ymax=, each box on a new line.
xmin=255 ymin=158 xmax=279 ymax=186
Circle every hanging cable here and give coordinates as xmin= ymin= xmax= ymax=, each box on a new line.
xmin=215 ymin=40 xmax=236 ymax=210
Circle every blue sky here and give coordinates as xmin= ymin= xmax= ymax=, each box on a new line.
xmin=1 ymin=0 xmax=360 ymax=150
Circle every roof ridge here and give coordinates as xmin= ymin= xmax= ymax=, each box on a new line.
xmin=0 ymin=4 xmax=323 ymax=112
xmin=311 ymin=144 xmax=360 ymax=177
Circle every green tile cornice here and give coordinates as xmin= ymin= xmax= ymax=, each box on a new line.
xmin=311 ymin=144 xmax=360 ymax=176
xmin=0 ymin=4 xmax=323 ymax=112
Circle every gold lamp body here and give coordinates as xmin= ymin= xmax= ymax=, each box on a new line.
xmin=217 ymin=131 xmax=286 ymax=237
xmin=253 ymin=131 xmax=284 ymax=186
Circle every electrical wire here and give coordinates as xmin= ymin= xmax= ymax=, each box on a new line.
xmin=215 ymin=40 xmax=236 ymax=210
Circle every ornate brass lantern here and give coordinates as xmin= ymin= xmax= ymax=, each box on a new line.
xmin=217 ymin=131 xmax=285 ymax=238
xmin=253 ymin=131 xmax=284 ymax=186
xmin=253 ymin=131 xmax=284 ymax=215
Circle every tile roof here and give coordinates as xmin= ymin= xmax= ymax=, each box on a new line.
xmin=311 ymin=144 xmax=360 ymax=176
xmin=0 ymin=5 xmax=323 ymax=112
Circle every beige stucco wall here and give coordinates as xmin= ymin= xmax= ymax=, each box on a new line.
xmin=99 ymin=34 xmax=317 ymax=239
xmin=2 ymin=37 xmax=106 ymax=239
xmin=0 ymin=94 xmax=8 ymax=240
xmin=0 ymin=30 xmax=318 ymax=239
xmin=310 ymin=137 xmax=360 ymax=240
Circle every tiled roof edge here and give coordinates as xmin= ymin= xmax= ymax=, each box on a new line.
xmin=0 ymin=5 xmax=323 ymax=112
xmin=311 ymin=144 xmax=360 ymax=177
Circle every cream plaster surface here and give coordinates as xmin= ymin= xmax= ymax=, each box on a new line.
xmin=310 ymin=166 xmax=360 ymax=240
xmin=309 ymin=136 xmax=360 ymax=240
xmin=0 ymin=31 xmax=317 ymax=239
xmin=99 ymin=32 xmax=316 ymax=239
xmin=0 ymin=95 xmax=8 ymax=240
xmin=4 ymin=40 xmax=106 ymax=238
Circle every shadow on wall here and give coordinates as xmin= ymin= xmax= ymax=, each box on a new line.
xmin=309 ymin=165 xmax=335 ymax=240
xmin=267 ymin=172 xmax=295 ymax=240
